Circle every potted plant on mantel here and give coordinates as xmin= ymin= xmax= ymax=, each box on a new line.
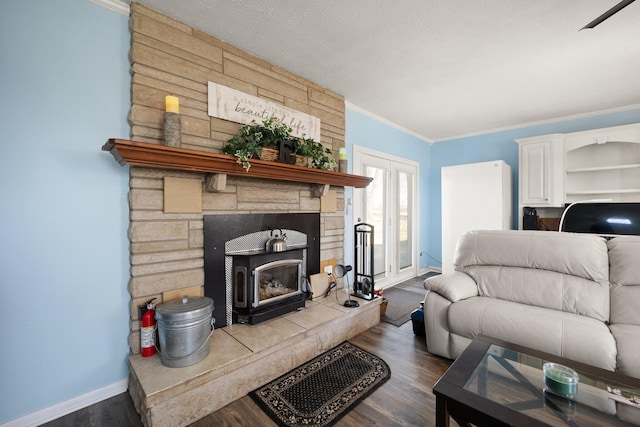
xmin=223 ymin=118 xmax=337 ymax=172
xmin=291 ymin=136 xmax=337 ymax=171
xmin=222 ymin=117 xmax=289 ymax=171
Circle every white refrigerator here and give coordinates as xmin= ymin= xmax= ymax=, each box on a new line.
xmin=441 ymin=160 xmax=513 ymax=274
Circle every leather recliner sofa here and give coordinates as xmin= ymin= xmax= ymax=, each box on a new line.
xmin=423 ymin=229 xmax=640 ymax=379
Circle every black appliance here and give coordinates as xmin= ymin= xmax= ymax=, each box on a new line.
xmin=230 ymin=248 xmax=305 ymax=325
xmin=522 ymin=207 xmax=538 ymax=230
xmin=560 ymin=203 xmax=640 ymax=236
xmin=203 ymin=213 xmax=320 ymax=328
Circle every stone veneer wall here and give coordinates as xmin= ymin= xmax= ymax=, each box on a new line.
xmin=127 ymin=4 xmax=346 ymax=354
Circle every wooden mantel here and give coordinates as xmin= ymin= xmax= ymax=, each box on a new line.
xmin=103 ymin=139 xmax=372 ymax=188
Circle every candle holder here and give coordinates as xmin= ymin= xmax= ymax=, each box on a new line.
xmin=543 ymin=362 xmax=579 ymax=399
xmin=163 ymin=112 xmax=181 ymax=147
xmin=338 ymin=147 xmax=347 ymax=173
xmin=339 ymin=160 xmax=348 ymax=173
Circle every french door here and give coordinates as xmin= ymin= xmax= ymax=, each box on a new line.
xmin=353 ymin=146 xmax=418 ymax=288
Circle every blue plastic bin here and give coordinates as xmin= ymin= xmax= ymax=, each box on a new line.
xmin=411 ymin=305 xmax=425 ymax=336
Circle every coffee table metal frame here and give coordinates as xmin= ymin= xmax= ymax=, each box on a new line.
xmin=433 ymin=335 xmax=640 ymax=427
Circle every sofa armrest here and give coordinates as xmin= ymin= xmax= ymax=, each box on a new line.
xmin=424 ymin=272 xmax=478 ymax=303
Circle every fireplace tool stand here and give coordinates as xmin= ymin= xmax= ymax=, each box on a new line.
xmin=353 ymin=223 xmax=375 ymax=300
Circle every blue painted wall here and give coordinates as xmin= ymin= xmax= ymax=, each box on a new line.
xmin=1 ymin=1 xmax=639 ymax=423
xmin=344 ymin=108 xmax=432 ymax=271
xmin=0 ymin=0 xmax=130 ymax=423
xmin=346 ymin=107 xmax=640 ymax=276
xmin=427 ymin=109 xmax=640 ymax=266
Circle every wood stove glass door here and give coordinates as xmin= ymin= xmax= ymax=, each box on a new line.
xmin=253 ymin=259 xmax=303 ymax=308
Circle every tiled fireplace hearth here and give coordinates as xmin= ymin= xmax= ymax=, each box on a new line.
xmin=128 ymin=292 xmax=380 ymax=426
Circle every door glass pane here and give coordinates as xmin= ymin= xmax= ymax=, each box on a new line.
xmin=364 ymin=165 xmax=386 ymax=278
xmin=398 ymin=171 xmax=413 ymax=270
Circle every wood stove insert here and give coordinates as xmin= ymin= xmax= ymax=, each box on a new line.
xmin=204 ymin=213 xmax=320 ymax=327
xmin=230 ymin=248 xmax=306 ymax=325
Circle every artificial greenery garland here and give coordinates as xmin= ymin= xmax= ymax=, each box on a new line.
xmin=223 ymin=117 xmax=337 ymax=172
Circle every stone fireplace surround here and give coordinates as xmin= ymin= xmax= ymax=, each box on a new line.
xmin=123 ymin=4 xmax=380 ymax=426
xmin=126 ymin=3 xmax=353 ymax=354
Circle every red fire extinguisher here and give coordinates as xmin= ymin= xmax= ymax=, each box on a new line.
xmin=140 ymin=298 xmax=157 ymax=357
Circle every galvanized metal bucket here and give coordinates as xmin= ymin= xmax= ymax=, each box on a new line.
xmin=155 ymin=296 xmax=214 ymax=368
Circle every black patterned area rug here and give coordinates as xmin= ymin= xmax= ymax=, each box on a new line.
xmin=249 ymin=341 xmax=391 ymax=426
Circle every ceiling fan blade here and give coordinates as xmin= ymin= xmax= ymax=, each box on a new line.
xmin=580 ymin=0 xmax=636 ymax=30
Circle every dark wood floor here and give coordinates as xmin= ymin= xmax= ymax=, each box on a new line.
xmin=44 ymin=320 xmax=452 ymax=426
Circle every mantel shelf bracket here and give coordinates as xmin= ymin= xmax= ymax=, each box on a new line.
xmin=102 ymin=139 xmax=373 ymax=189
xmin=205 ymin=173 xmax=227 ymax=192
xmin=311 ymin=184 xmax=331 ymax=198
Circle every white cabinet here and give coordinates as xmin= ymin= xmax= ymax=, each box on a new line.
xmin=516 ymin=123 xmax=640 ymax=230
xmin=563 ymin=124 xmax=640 ymax=203
xmin=516 ymin=134 xmax=564 ymax=207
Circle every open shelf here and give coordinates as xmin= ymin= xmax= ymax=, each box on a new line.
xmin=566 ymin=189 xmax=640 ymax=195
xmin=564 ymin=139 xmax=640 ymax=204
xmin=102 ymin=138 xmax=373 ymax=188
xmin=566 ymin=163 xmax=640 ymax=173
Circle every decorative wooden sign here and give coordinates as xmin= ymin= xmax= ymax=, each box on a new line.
xmin=208 ymin=82 xmax=321 ymax=141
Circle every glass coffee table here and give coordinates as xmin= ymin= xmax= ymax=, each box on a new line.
xmin=433 ymin=335 xmax=640 ymax=426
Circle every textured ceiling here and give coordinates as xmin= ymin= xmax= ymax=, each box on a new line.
xmin=132 ymin=0 xmax=640 ymax=142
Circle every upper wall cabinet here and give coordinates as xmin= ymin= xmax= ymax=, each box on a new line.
xmin=516 ymin=123 xmax=640 ymax=229
xmin=516 ymin=134 xmax=564 ymax=207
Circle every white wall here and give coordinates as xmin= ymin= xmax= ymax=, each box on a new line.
xmin=0 ymin=0 xmax=131 ymax=423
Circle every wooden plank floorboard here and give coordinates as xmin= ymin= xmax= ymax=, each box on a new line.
xmin=41 ymin=391 xmax=141 ymax=427
xmin=43 ymin=320 xmax=452 ymax=426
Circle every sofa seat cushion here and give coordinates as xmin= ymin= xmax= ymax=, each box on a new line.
xmin=609 ymin=324 xmax=640 ymax=379
xmin=448 ymin=296 xmax=617 ymax=371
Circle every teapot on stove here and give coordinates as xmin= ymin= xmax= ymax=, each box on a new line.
xmin=265 ymin=229 xmax=287 ymax=252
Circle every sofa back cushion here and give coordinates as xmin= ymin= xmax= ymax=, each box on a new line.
xmin=608 ymin=236 xmax=640 ymax=326
xmin=455 ymin=230 xmax=610 ymax=322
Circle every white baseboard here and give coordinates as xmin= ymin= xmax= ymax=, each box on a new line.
xmin=418 ymin=266 xmax=442 ymax=275
xmin=2 ymin=379 xmax=128 ymax=427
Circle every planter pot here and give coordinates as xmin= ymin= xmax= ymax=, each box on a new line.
xmin=295 ymin=155 xmax=311 ymax=167
xmin=260 ymin=147 xmax=280 ymax=162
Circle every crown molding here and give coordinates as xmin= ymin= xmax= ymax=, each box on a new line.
xmin=347 ymin=100 xmax=640 ymax=144
xmin=345 ymin=101 xmax=433 ymax=145
xmin=432 ymin=103 xmax=640 ymax=143
xmin=90 ymin=0 xmax=130 ymax=15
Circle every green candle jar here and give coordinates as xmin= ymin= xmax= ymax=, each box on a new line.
xmin=543 ymin=363 xmax=579 ymax=399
